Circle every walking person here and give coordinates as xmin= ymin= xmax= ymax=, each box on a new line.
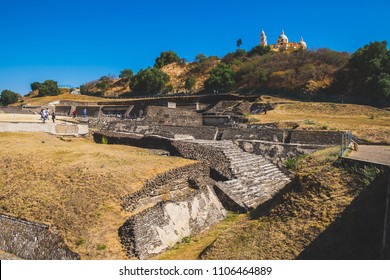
xmin=83 ymin=108 xmax=87 ymax=118
xmin=41 ymin=109 xmax=46 ymax=123
xmin=72 ymin=110 xmax=77 ymax=118
xmin=51 ymin=111 xmax=56 ymax=123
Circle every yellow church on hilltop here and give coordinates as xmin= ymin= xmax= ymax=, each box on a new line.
xmin=260 ymin=29 xmax=307 ymax=52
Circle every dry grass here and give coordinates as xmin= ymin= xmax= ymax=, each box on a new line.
xmin=18 ymin=93 xmax=110 ymax=106
xmin=0 ymin=132 xmax=193 ymax=259
xmin=200 ymin=147 xmax=368 ymax=259
xmin=249 ymin=101 xmax=390 ymax=143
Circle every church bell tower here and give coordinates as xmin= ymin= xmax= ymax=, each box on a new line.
xmin=260 ymin=29 xmax=267 ymax=46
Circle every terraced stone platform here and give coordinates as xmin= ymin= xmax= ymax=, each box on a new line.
xmin=183 ymin=139 xmax=291 ymax=211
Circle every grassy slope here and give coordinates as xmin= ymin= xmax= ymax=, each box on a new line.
xmin=0 ymin=133 xmax=193 ymax=259
xmin=18 ymin=93 xmax=112 ymax=106
xmin=249 ymin=98 xmax=390 ymax=143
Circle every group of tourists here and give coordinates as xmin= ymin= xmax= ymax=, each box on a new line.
xmin=72 ymin=108 xmax=87 ymax=118
xmin=40 ymin=108 xmax=55 ymax=123
xmin=40 ymin=107 xmax=88 ymax=123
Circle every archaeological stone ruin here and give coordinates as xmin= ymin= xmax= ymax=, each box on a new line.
xmin=0 ymin=94 xmax=349 ymax=259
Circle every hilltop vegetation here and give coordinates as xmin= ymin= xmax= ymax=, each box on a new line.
xmin=74 ymin=41 xmax=389 ymax=107
xmin=4 ymin=41 xmax=388 ymax=107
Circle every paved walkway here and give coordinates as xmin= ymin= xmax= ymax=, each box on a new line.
xmin=347 ymin=145 xmax=390 ymax=166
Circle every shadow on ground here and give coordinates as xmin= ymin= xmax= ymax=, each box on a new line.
xmin=297 ymin=171 xmax=389 ymax=260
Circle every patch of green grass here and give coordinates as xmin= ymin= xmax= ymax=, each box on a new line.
xmin=75 ymin=238 xmax=85 ymax=246
xmin=101 ymin=136 xmax=108 ymax=144
xmin=96 ymin=244 xmax=107 ymax=250
xmin=181 ymin=236 xmax=191 ymax=244
xmin=345 ymin=164 xmax=382 ymax=186
xmin=303 ymin=119 xmax=316 ymax=125
xmin=284 ymin=154 xmax=308 ymax=171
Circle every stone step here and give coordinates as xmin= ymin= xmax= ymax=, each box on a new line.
xmin=229 ymin=157 xmax=261 ymax=167
xmin=228 ymin=154 xmax=266 ymax=162
xmin=242 ymin=180 xmax=290 ymax=209
xmin=233 ymin=167 xmax=282 ymax=177
xmin=222 ymin=150 xmax=246 ymax=156
xmin=230 ymin=160 xmax=275 ymax=170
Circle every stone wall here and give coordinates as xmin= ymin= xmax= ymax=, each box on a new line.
xmin=98 ymin=121 xmax=217 ymax=140
xmin=290 ymin=130 xmax=344 ymax=145
xmin=119 ymin=185 xmax=226 ymax=259
xmin=221 ymin=127 xmax=344 ymax=145
xmin=0 ymin=122 xmax=88 ymax=136
xmin=144 ymin=106 xmax=202 ymax=126
xmin=221 ymin=127 xmax=287 ymax=142
xmin=236 ymin=140 xmax=329 ymax=171
xmin=152 ymin=125 xmax=216 ymax=140
xmin=0 ymin=214 xmax=80 ymax=260
xmin=55 ymin=106 xmax=71 ymax=116
xmin=75 ymin=106 xmax=100 ymax=118
xmin=121 ymin=162 xmax=210 ymax=211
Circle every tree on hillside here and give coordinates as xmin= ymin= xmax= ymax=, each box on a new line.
xmin=130 ymin=67 xmax=170 ymax=95
xmin=333 ymin=41 xmax=390 ymax=105
xmin=37 ymin=80 xmax=60 ymax=97
xmin=96 ymin=76 xmax=112 ymax=91
xmin=247 ymin=45 xmax=271 ymax=57
xmin=191 ymin=55 xmax=219 ymax=74
xmin=30 ymin=82 xmax=41 ymax=91
xmin=154 ymin=50 xmax=180 ymax=68
xmin=222 ymin=49 xmax=247 ymax=65
xmin=185 ymin=76 xmax=196 ymax=92
xmin=119 ymin=69 xmax=134 ymax=81
xmin=204 ymin=63 xmax=236 ymax=92
xmin=236 ymin=38 xmax=243 ymax=49
xmin=0 ymin=89 xmax=19 ymax=105
xmin=195 ymin=53 xmax=207 ymax=63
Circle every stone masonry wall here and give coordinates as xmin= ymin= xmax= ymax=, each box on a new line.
xmin=289 ymin=130 xmax=344 ymax=145
xmin=222 ymin=127 xmax=344 ymax=145
xmin=121 ymin=162 xmax=210 ymax=211
xmin=236 ymin=140 xmax=329 ymax=171
xmin=221 ymin=127 xmax=287 ymax=142
xmin=105 ymin=122 xmax=217 ymax=140
xmin=119 ymin=185 xmax=227 ymax=259
xmin=0 ymin=214 xmax=80 ymax=260
xmin=144 ymin=106 xmax=202 ymax=127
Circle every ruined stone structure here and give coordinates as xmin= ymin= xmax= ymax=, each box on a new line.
xmin=0 ymin=214 xmax=79 ymax=260
xmin=119 ymin=185 xmax=226 ymax=259
xmin=118 ymin=161 xmax=226 ymax=259
xmin=1 ymin=94 xmax=353 ymax=259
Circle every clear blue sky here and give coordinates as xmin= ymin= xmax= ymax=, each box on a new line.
xmin=1 ymin=0 xmax=389 ymax=95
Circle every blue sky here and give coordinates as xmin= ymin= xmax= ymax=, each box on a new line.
xmin=0 ymin=0 xmax=389 ymax=95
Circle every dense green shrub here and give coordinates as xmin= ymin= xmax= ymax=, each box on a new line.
xmin=204 ymin=63 xmax=236 ymax=92
xmin=154 ymin=50 xmax=180 ymax=68
xmin=37 ymin=80 xmax=60 ymax=97
xmin=131 ymin=67 xmax=170 ymax=95
xmin=0 ymin=89 xmax=19 ymax=105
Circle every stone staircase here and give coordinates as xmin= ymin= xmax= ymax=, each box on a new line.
xmin=183 ymin=139 xmax=291 ymax=211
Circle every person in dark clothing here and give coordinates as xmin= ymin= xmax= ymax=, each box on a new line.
xmin=51 ymin=111 xmax=56 ymax=123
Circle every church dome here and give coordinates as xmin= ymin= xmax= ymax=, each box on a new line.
xmin=279 ymin=30 xmax=288 ymax=41
xmin=299 ymin=37 xmax=307 ymax=49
